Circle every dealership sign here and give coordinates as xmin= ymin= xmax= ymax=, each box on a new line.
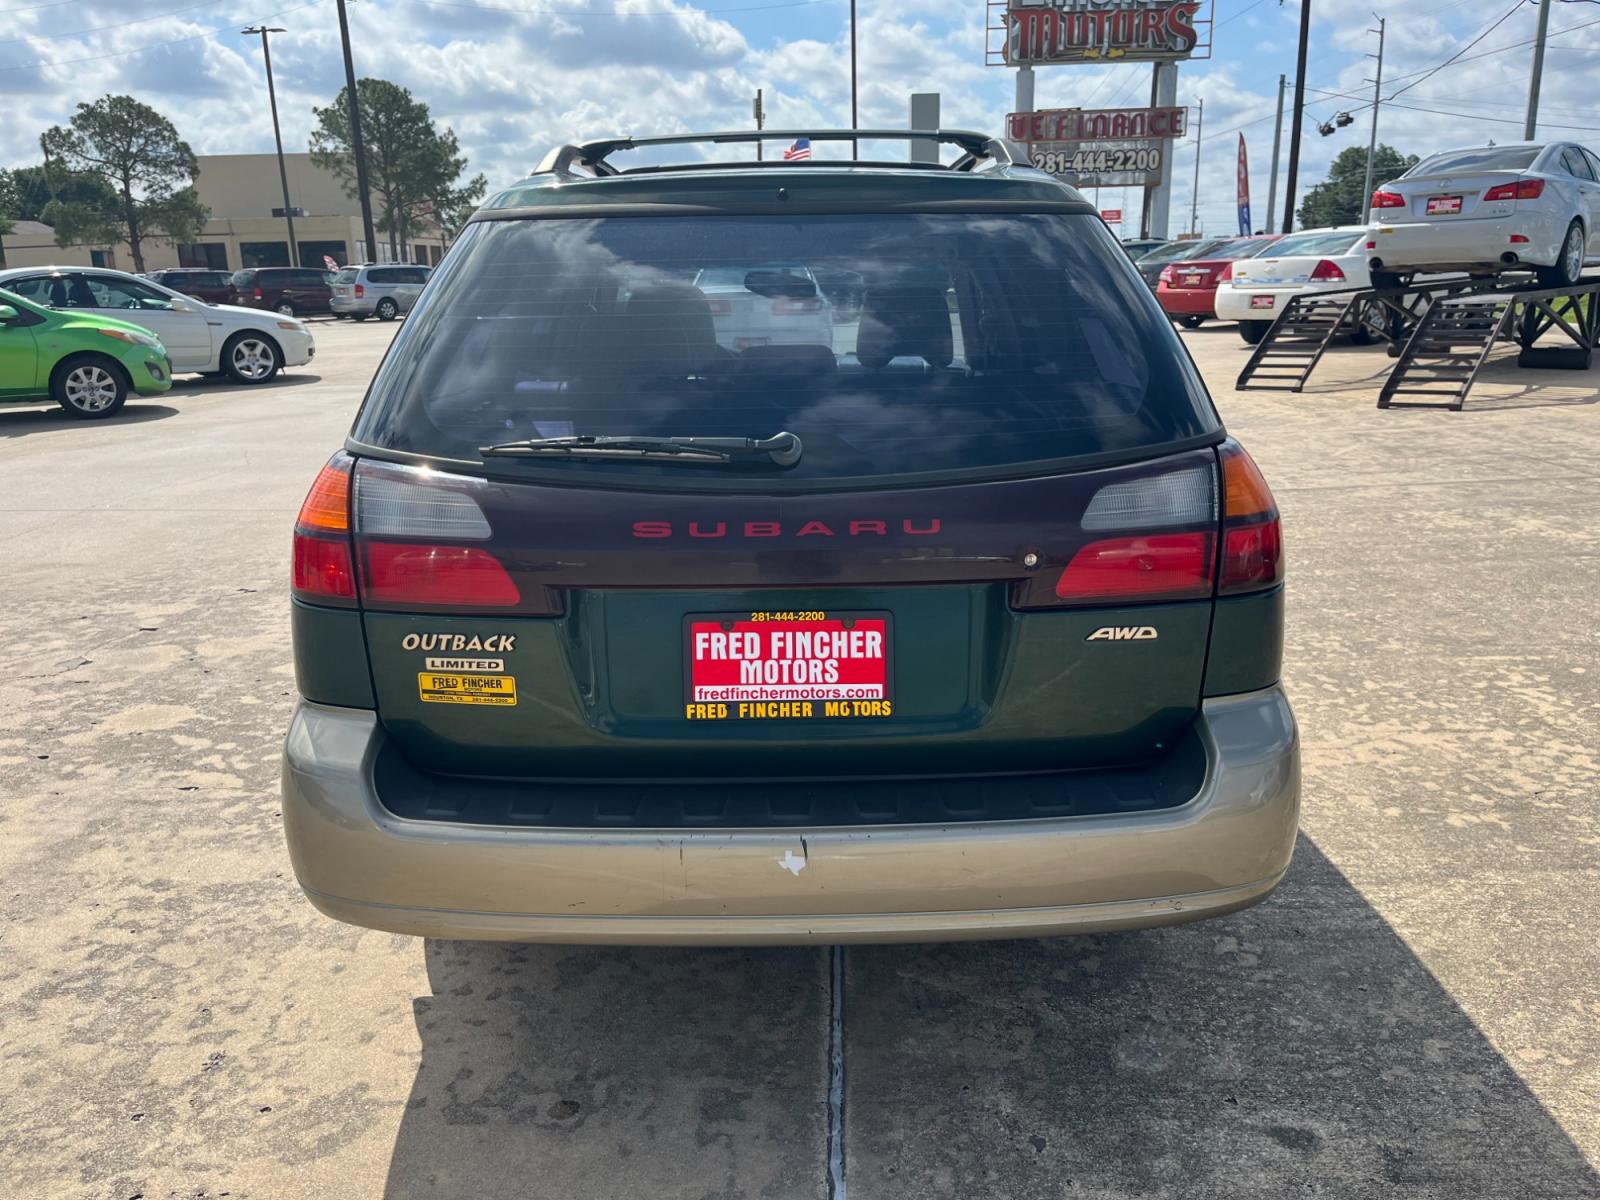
xmin=1007 ymin=106 xmax=1187 ymax=143
xmin=1010 ymin=105 xmax=1187 ymax=189
xmin=995 ymin=0 xmax=1206 ymax=67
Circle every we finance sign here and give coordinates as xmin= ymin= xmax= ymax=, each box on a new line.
xmin=997 ymin=0 xmax=1206 ymax=66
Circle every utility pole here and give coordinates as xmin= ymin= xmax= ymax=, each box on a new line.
xmin=1525 ymin=0 xmax=1553 ymax=139
xmin=242 ymin=26 xmax=298 ymax=267
xmin=334 ymin=0 xmax=377 ymax=263
xmin=1282 ymin=0 xmax=1311 ymax=233
xmin=753 ymin=88 xmax=764 ymax=161
xmin=1189 ymin=96 xmax=1204 ymax=237
xmin=849 ymin=0 xmax=858 ymax=157
xmin=1266 ymin=74 xmax=1285 ymax=238
xmin=1361 ymin=16 xmax=1386 ymax=213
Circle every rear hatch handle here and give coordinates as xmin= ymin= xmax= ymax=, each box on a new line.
xmin=479 ymin=431 xmax=803 ymax=467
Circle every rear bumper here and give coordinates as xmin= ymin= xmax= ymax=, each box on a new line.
xmin=1157 ymin=287 xmax=1218 ymax=317
xmin=1214 ymin=284 xmax=1323 ymax=322
xmin=281 ymin=686 xmax=1300 ymax=944
xmin=330 ymin=296 xmax=375 ymax=315
xmin=1368 ymin=211 xmax=1568 ymax=271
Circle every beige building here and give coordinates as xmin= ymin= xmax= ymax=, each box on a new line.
xmin=1 ymin=153 xmax=449 ymax=273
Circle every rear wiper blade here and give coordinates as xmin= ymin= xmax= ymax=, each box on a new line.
xmin=480 ymin=431 xmax=802 ymax=467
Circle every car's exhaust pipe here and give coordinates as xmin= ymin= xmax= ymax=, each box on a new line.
xmin=1369 ymin=257 xmax=1384 ymax=271
xmin=1500 ymin=252 xmax=1520 ymax=265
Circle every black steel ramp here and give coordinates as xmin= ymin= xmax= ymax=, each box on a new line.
xmin=1234 ymin=293 xmax=1359 ymax=391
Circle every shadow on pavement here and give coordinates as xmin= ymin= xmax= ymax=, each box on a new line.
xmin=0 ymin=401 xmax=179 ymax=437
xmin=383 ymin=942 xmax=828 ymax=1200
xmin=843 ymin=836 xmax=1600 ymax=1199
xmin=167 ymin=372 xmax=324 ymax=395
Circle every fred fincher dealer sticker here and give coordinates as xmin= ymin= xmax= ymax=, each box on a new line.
xmin=417 ymin=672 xmax=518 ymax=706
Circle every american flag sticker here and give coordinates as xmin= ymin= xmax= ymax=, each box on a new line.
xmin=783 ymin=137 xmax=812 ymax=161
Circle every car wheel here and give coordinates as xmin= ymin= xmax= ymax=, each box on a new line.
xmin=1178 ymin=314 xmax=1205 ymax=329
xmin=1536 ymin=221 xmax=1585 ymax=289
xmin=1238 ymin=320 xmax=1271 ymax=345
xmin=222 ymin=332 xmax=282 ymax=384
xmin=275 ymin=301 xmax=296 ymax=317
xmin=376 ymin=298 xmax=398 ymax=321
xmin=1349 ymin=300 xmax=1383 ymax=345
xmin=51 ymin=355 xmax=129 ymax=419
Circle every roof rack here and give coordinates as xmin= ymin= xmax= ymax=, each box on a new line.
xmin=533 ymin=129 xmax=1023 ymax=179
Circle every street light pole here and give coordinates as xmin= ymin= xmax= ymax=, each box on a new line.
xmin=1361 ymin=16 xmax=1386 ymax=215
xmin=1189 ymin=96 xmax=1204 ymax=237
xmin=1524 ymin=0 xmax=1553 ymax=139
xmin=1266 ymin=74 xmax=1285 ymax=238
xmin=1283 ymin=0 xmax=1311 ymax=234
xmin=242 ymin=26 xmax=298 ymax=268
xmin=849 ymin=0 xmax=858 ymax=157
xmin=754 ymin=88 xmax=764 ymax=162
xmin=334 ymin=0 xmax=378 ymax=263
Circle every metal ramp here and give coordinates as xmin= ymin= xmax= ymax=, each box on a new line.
xmin=1233 ymin=293 xmax=1360 ymax=391
xmin=1377 ymin=293 xmax=1514 ymax=410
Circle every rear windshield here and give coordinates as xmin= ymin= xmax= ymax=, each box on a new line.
xmin=336 ymin=268 xmax=360 ymax=284
xmin=230 ymin=271 xmax=255 ymax=285
xmin=1201 ymin=237 xmax=1278 ymax=260
xmin=352 ymin=213 xmax=1219 ymax=486
xmin=1263 ymin=230 xmax=1366 ymax=257
xmin=1408 ymin=147 xmax=1541 ymax=175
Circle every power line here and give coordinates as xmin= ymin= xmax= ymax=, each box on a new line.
xmin=407 ymin=0 xmax=836 ymax=14
xmin=0 ymin=0 xmax=235 ymax=46
xmin=0 ymin=0 xmax=324 ymax=68
xmin=1385 ymin=0 xmax=1524 ymax=101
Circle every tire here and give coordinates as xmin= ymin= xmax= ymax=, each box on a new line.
xmin=375 ymin=297 xmax=398 ymax=321
xmin=1349 ymin=300 xmax=1383 ymax=345
xmin=221 ymin=332 xmax=282 ymax=384
xmin=274 ymin=301 xmax=296 ymax=317
xmin=1178 ymin=314 xmax=1205 ymax=329
xmin=1536 ymin=221 xmax=1585 ymax=289
xmin=1238 ymin=320 xmax=1271 ymax=345
xmin=50 ymin=355 xmax=129 ymax=419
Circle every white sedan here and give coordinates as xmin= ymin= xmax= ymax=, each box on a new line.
xmin=0 ymin=266 xmax=314 ymax=384
xmin=690 ymin=264 xmax=834 ymax=352
xmin=1365 ymin=141 xmax=1600 ymax=287
xmin=1216 ymin=227 xmax=1374 ymax=344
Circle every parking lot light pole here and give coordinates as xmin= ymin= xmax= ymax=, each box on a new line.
xmin=1525 ymin=0 xmax=1553 ymax=139
xmin=242 ymin=26 xmax=298 ymax=268
xmin=1266 ymin=74 xmax=1285 ymax=239
xmin=1189 ymin=96 xmax=1203 ymax=237
xmin=335 ymin=0 xmax=378 ymax=263
xmin=1282 ymin=0 xmax=1311 ymax=234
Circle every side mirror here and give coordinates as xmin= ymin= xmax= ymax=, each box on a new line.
xmin=169 ymin=298 xmax=193 ymax=313
xmin=0 ymin=304 xmax=17 ymax=324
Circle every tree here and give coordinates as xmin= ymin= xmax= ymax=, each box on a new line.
xmin=1298 ymin=144 xmax=1418 ymax=229
xmin=0 ymin=170 xmax=15 ymax=238
xmin=5 ymin=163 xmax=121 ymax=225
xmin=38 ymin=95 xmax=210 ymax=273
xmin=311 ymin=79 xmax=482 ymax=258
xmin=427 ymin=170 xmax=488 ymax=243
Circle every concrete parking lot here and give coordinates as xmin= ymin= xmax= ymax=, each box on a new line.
xmin=2 ymin=318 xmax=1596 ymax=1199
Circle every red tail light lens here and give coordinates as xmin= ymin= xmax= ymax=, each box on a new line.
xmin=1372 ymin=190 xmax=1405 ymax=209
xmin=1219 ymin=442 xmax=1284 ymax=594
xmin=1309 ymin=259 xmax=1346 ymax=282
xmin=291 ymin=453 xmax=356 ymax=605
xmin=1159 ymin=264 xmax=1176 ymax=284
xmin=1055 ymin=532 xmax=1214 ymax=602
xmin=1216 ymin=262 xmax=1234 ymax=283
xmin=774 ymin=296 xmax=822 ymax=314
xmin=253 ymin=286 xmax=263 ymax=300
xmin=1484 ymin=178 xmax=1544 ymax=202
xmin=361 ymin=543 xmax=521 ymax=607
xmin=354 ymin=283 xmax=365 ymax=298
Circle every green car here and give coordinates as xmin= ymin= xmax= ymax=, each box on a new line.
xmin=0 ymin=286 xmax=172 ymax=418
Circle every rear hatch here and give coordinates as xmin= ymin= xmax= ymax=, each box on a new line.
xmin=1372 ymin=145 xmax=1545 ymax=225
xmin=340 ymin=209 xmax=1238 ymax=782
xmin=332 ymin=267 xmax=360 ymax=302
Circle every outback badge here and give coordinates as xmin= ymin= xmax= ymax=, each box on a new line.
xmin=1086 ymin=626 xmax=1158 ymax=641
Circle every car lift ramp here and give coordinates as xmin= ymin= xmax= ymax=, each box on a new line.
xmin=1235 ymin=275 xmax=1600 ymax=410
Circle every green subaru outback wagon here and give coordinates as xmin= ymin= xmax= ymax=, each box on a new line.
xmin=0 ymin=287 xmax=172 ymax=417
xmin=281 ymin=130 xmax=1298 ymax=944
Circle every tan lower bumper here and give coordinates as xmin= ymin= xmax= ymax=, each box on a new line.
xmin=281 ymin=687 xmax=1299 ymax=945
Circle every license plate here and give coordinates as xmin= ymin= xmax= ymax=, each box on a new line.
xmin=1182 ymin=274 xmax=1206 ymax=286
xmin=684 ymin=611 xmax=892 ymax=720
xmin=1250 ymin=294 xmax=1276 ymax=310
xmin=1426 ymin=195 xmax=1463 ymax=215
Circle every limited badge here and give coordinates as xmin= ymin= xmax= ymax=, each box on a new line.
xmin=417 ymin=672 xmax=517 ymax=706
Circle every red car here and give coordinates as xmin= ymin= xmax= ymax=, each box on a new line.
xmin=1157 ymin=235 xmax=1281 ymax=328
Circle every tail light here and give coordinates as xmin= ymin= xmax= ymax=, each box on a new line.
xmin=1309 ymin=259 xmax=1346 ymax=282
xmin=774 ymin=296 xmax=822 ymax=315
xmin=1159 ymin=264 xmax=1176 ymax=284
xmin=352 ymin=461 xmax=535 ymax=612
xmin=1371 ymin=190 xmax=1405 ymax=209
xmin=1216 ymin=262 xmax=1234 ymax=283
xmin=1483 ymin=178 xmax=1544 ymax=202
xmin=354 ymin=283 xmax=365 ymax=298
xmin=253 ymin=286 xmax=263 ymax=300
xmin=1218 ymin=442 xmax=1283 ymax=595
xmin=706 ymin=298 xmax=733 ymax=316
xmin=291 ymin=453 xmax=356 ymax=606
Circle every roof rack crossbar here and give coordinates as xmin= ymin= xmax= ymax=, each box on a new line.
xmin=535 ymin=130 xmax=1022 ymax=178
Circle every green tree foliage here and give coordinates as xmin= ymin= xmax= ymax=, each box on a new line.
xmin=39 ymin=95 xmax=209 ymax=273
xmin=311 ymin=79 xmax=486 ymax=256
xmin=1298 ymin=144 xmax=1419 ymax=229
xmin=0 ymin=170 xmax=15 ymax=238
xmin=6 ymin=163 xmax=121 ymax=225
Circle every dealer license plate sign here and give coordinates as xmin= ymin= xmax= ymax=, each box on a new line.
xmin=1427 ymin=195 xmax=1463 ymax=215
xmin=1251 ymin=294 xmax=1275 ymax=309
xmin=684 ymin=611 xmax=892 ymax=720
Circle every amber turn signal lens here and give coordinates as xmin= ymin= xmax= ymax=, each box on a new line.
xmin=297 ymin=453 xmax=352 ymax=532
xmin=1221 ymin=443 xmax=1275 ymax=519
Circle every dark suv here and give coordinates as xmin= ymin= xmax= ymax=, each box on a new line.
xmin=281 ymin=130 xmax=1298 ymax=944
xmin=231 ymin=267 xmax=335 ymax=317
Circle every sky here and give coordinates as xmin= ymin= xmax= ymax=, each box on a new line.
xmin=2 ymin=0 xmax=1598 ymax=237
